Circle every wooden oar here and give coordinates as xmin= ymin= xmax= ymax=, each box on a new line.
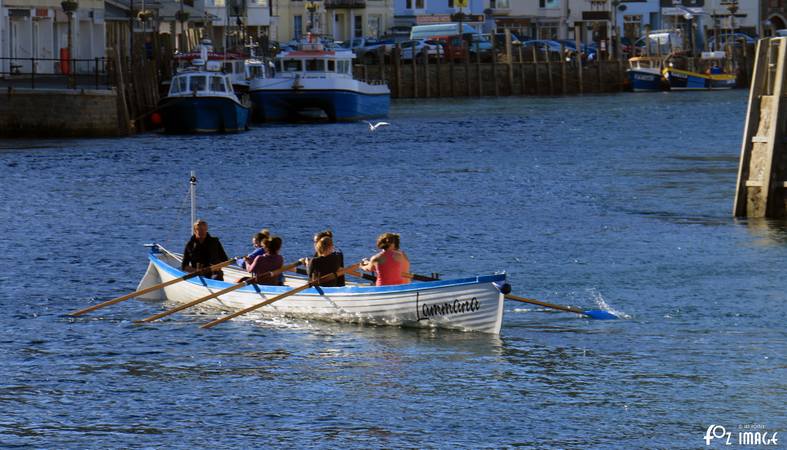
xmin=136 ymin=260 xmax=303 ymax=323
xmin=201 ymin=262 xmax=361 ymax=329
xmin=68 ymin=258 xmax=238 ymax=317
xmin=403 ymin=272 xmax=619 ymax=320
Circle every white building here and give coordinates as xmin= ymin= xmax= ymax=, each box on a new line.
xmin=204 ymin=0 xmax=271 ymax=51
xmin=1 ymin=0 xmax=105 ymax=75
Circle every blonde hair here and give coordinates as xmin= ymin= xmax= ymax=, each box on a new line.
xmin=315 ymin=236 xmax=334 ymax=256
xmin=314 ymin=229 xmax=333 ymax=242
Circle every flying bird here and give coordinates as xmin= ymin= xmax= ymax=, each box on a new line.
xmin=365 ymin=121 xmax=390 ymax=132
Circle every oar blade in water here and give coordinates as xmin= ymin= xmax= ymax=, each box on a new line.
xmin=583 ymin=309 xmax=619 ymax=320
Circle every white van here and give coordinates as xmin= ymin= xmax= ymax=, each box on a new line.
xmin=409 ymin=23 xmax=478 ymax=40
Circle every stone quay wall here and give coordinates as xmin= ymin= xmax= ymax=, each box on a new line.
xmin=0 ymin=88 xmax=121 ymax=138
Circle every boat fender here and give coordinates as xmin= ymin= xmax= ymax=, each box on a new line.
xmin=493 ymin=281 xmax=511 ymax=295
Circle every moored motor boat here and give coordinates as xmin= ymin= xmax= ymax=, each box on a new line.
xmin=249 ymin=36 xmax=390 ymax=122
xmin=137 ymin=245 xmax=507 ymax=334
xmin=627 ymin=56 xmax=665 ymax=92
xmin=662 ymin=51 xmax=737 ymax=91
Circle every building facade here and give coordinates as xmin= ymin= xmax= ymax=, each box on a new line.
xmin=269 ymin=0 xmax=393 ymax=43
xmin=204 ymin=0 xmax=271 ymax=51
xmin=1 ymin=0 xmax=105 ymax=74
xmin=761 ymin=0 xmax=785 ymax=35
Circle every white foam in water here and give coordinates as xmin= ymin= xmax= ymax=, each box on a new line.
xmin=589 ymin=289 xmax=630 ymax=320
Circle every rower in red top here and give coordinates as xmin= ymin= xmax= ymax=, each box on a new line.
xmin=360 ymin=232 xmax=410 ymax=286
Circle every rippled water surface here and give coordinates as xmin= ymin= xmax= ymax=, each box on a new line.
xmin=1 ymin=91 xmax=785 ymax=448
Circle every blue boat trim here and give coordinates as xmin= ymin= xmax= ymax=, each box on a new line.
xmin=255 ymin=89 xmax=390 ymax=96
xmin=150 ymin=252 xmax=505 ymax=295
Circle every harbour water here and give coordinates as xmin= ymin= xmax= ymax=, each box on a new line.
xmin=1 ymin=91 xmax=785 ymax=448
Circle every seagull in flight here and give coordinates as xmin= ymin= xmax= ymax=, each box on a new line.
xmin=365 ymin=121 xmax=390 ymax=132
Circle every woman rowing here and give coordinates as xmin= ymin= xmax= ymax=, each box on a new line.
xmin=239 ymin=236 xmax=284 ymax=285
xmin=360 ymin=233 xmax=410 ymax=286
xmin=307 ymin=235 xmax=345 ymax=287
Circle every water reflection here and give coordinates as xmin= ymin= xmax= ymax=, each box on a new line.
xmin=739 ymin=217 xmax=787 ymax=246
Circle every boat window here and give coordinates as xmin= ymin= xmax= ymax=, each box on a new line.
xmin=247 ymin=65 xmax=263 ymax=78
xmin=235 ymin=61 xmax=244 ymax=73
xmin=305 ymin=59 xmax=324 ymax=71
xmin=337 ymin=60 xmax=350 ymax=74
xmin=283 ymin=59 xmax=302 ymax=72
xmin=223 ymin=62 xmax=233 ymax=73
xmin=211 ymin=76 xmax=227 ymax=92
xmin=170 ymin=76 xmax=188 ymax=94
xmin=327 ymin=60 xmax=336 ymax=71
xmin=189 ymin=75 xmax=207 ymax=92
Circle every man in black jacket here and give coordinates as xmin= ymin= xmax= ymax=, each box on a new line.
xmin=182 ymin=220 xmax=229 ymax=281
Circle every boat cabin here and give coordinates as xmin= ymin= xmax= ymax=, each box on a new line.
xmin=168 ymin=66 xmax=236 ymax=98
xmin=275 ymin=43 xmax=355 ymax=78
xmin=628 ymin=56 xmax=662 ymax=70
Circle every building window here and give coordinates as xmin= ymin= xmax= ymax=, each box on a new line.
xmin=491 ymin=0 xmax=509 ymax=8
xmin=294 ymin=15 xmax=303 ymax=39
xmin=368 ymin=15 xmax=382 ymax=37
xmin=448 ymin=0 xmax=453 ymax=7
xmin=355 ymin=15 xmax=363 ymax=37
xmin=539 ymin=0 xmax=559 ymax=8
xmin=623 ymin=15 xmax=642 ymax=40
xmin=406 ymin=0 xmax=425 ymax=9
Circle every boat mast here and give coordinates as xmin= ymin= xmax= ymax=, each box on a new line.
xmin=189 ymin=171 xmax=197 ymax=226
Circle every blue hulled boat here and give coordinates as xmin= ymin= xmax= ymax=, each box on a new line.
xmin=158 ymin=52 xmax=250 ymax=133
xmin=249 ymin=38 xmax=389 ymax=122
xmin=627 ymin=56 xmax=664 ymax=92
xmin=662 ymin=51 xmax=737 ymax=91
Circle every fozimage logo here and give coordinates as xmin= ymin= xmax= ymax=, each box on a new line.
xmin=704 ymin=424 xmax=779 ymax=446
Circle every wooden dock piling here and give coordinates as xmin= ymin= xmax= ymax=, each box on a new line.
xmin=734 ymin=37 xmax=787 ymax=218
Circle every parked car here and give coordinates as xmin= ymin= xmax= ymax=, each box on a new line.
xmin=399 ymin=39 xmax=445 ymax=61
xmin=521 ymin=39 xmax=566 ymax=60
xmin=492 ymin=32 xmax=523 ymax=48
xmin=429 ymin=35 xmax=468 ymax=61
xmin=344 ymin=38 xmax=395 ymax=62
xmin=554 ymin=39 xmax=597 ymax=61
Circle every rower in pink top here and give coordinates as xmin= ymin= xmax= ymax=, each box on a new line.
xmin=360 ymin=233 xmax=410 ymax=286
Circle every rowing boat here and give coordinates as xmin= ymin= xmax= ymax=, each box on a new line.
xmin=137 ymin=245 xmax=508 ymax=334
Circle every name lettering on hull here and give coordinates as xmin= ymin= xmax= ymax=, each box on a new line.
xmin=416 ymin=292 xmax=481 ymax=321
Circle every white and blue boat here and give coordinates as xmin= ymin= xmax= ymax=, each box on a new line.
xmin=172 ymin=39 xmax=271 ymax=94
xmin=158 ymin=62 xmax=251 ymax=133
xmin=136 ymin=245 xmax=507 ymax=334
xmin=249 ymin=39 xmax=390 ymax=122
xmin=627 ymin=56 xmax=664 ymax=92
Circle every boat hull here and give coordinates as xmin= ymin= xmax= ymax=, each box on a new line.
xmin=249 ymin=77 xmax=390 ymax=122
xmin=627 ymin=68 xmax=663 ymax=92
xmin=662 ymin=68 xmax=736 ymax=90
xmin=158 ymin=96 xmax=250 ymax=133
xmin=139 ymin=250 xmax=506 ymax=334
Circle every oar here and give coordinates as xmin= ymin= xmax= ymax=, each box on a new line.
xmin=69 ymin=258 xmax=238 ymax=317
xmin=505 ymin=294 xmax=618 ymax=320
xmin=136 ymin=260 xmax=303 ymax=323
xmin=403 ymin=272 xmax=619 ymax=320
xmin=201 ymin=262 xmax=361 ymax=329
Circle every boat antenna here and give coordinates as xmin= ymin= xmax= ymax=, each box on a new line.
xmin=189 ymin=171 xmax=197 ymax=226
